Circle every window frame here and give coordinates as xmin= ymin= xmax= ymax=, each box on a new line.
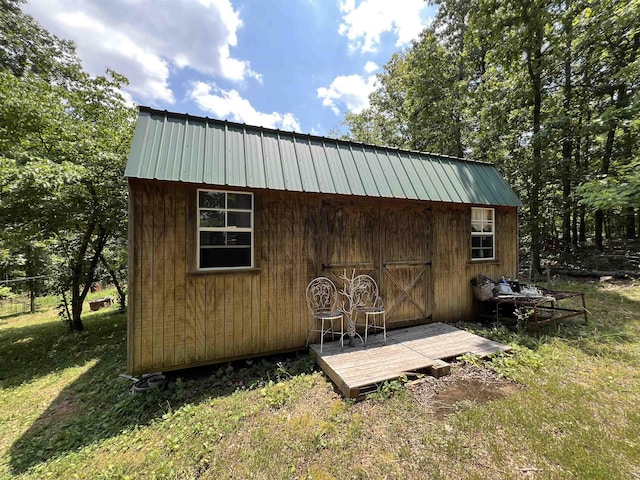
xmin=197 ymin=188 xmax=254 ymax=271
xmin=470 ymin=207 xmax=495 ymax=261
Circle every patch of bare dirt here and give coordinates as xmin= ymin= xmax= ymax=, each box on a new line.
xmin=409 ymin=362 xmax=523 ymax=419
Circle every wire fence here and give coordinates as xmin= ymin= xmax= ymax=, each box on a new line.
xmin=0 ymin=296 xmax=30 ymax=318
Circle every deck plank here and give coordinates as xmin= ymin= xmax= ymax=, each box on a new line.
xmin=310 ymin=322 xmax=510 ymax=398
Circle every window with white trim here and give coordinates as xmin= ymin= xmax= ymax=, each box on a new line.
xmin=471 ymin=207 xmax=495 ymax=260
xmin=198 ymin=189 xmax=253 ymax=269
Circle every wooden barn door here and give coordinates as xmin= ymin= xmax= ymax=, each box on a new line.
xmin=321 ymin=200 xmax=432 ymax=327
xmin=321 ymin=201 xmax=378 ymax=285
xmin=380 ymin=205 xmax=432 ymax=326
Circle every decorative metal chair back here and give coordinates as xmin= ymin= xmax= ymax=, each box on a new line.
xmin=306 ymin=276 xmax=344 ymax=352
xmin=306 ymin=277 xmax=340 ymax=316
xmin=352 ymin=274 xmax=386 ymax=345
xmin=352 ymin=274 xmax=383 ymax=310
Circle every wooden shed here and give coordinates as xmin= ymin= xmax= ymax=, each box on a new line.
xmin=125 ymin=107 xmax=522 ymax=375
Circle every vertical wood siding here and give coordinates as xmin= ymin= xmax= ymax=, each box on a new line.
xmin=380 ymin=204 xmax=432 ymax=325
xmin=431 ymin=203 xmax=519 ymax=322
xmin=128 ymin=179 xmax=518 ymax=374
xmin=129 ymin=181 xmax=322 ymax=374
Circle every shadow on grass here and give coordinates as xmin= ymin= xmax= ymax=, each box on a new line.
xmin=6 ymin=309 xmax=315 ymax=475
xmin=0 ymin=309 xmax=123 ymax=389
xmin=0 ymin=311 xmax=31 ymax=322
xmin=467 ymin=280 xmax=640 ymax=360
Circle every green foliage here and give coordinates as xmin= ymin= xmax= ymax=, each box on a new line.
xmin=0 ymin=285 xmax=14 ymax=299
xmin=489 ymin=344 xmax=545 ymax=378
xmin=345 ymin=0 xmax=640 ymax=259
xmin=370 ymin=375 xmax=409 ymax=400
xmin=344 ymin=28 xmax=467 ymax=157
xmin=0 ymin=5 xmax=136 ymax=330
xmin=577 ymin=159 xmax=640 ymax=211
xmin=260 ymin=380 xmax=291 ymax=409
xmin=0 ymin=0 xmax=82 ymax=82
xmin=458 ymin=352 xmax=483 ymax=368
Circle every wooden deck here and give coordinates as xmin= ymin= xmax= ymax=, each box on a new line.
xmin=310 ymin=322 xmax=511 ymax=399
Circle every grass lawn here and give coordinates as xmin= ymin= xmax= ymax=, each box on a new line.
xmin=1 ymin=281 xmax=639 ymax=479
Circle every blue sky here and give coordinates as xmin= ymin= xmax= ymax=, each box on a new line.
xmin=23 ymin=0 xmax=436 ymax=136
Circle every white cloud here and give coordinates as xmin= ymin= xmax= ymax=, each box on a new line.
xmin=189 ymin=82 xmax=301 ymax=131
xmin=364 ymin=61 xmax=379 ymax=74
xmin=338 ymin=0 xmax=429 ymax=53
xmin=317 ymin=74 xmax=377 ymax=115
xmin=23 ymin=0 xmax=259 ymax=106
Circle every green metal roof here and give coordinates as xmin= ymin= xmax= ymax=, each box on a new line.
xmin=125 ymin=107 xmax=522 ymax=207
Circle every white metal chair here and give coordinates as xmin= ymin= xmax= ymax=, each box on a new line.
xmin=352 ymin=274 xmax=386 ymax=345
xmin=306 ymin=277 xmax=344 ymax=352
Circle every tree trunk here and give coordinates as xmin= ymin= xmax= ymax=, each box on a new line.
xmin=528 ymin=50 xmax=544 ymax=274
xmin=454 ymin=37 xmax=465 ymax=159
xmin=561 ymin=16 xmax=573 ymax=249
xmin=571 ymin=200 xmax=578 ymax=247
xmin=595 ymin=210 xmax=604 ymax=251
xmin=100 ymin=254 xmax=126 ymax=310
xmin=579 ymin=103 xmax=591 ymax=244
xmin=71 ymin=279 xmax=84 ymax=332
xmin=622 ymin=124 xmax=636 ymax=240
xmin=572 ymin=113 xmax=583 ymax=246
xmin=625 ymin=207 xmax=636 ymax=240
xmin=61 ymin=290 xmax=72 ymax=324
xmin=579 ymin=206 xmax=586 ymax=242
xmin=596 ymin=114 xmax=618 ymax=251
xmin=67 ymin=221 xmax=110 ymax=332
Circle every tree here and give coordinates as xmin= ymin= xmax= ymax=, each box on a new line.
xmin=574 ymin=0 xmax=640 ymax=248
xmin=0 ymin=4 xmax=135 ymax=331
xmin=344 ymin=27 xmax=470 ymax=157
xmin=341 ymin=0 xmax=640 ymax=271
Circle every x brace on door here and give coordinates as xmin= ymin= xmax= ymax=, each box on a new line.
xmin=383 ymin=261 xmax=431 ymax=318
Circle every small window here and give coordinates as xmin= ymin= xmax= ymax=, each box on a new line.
xmin=471 ymin=207 xmax=495 ymax=260
xmin=198 ymin=189 xmax=253 ymax=269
